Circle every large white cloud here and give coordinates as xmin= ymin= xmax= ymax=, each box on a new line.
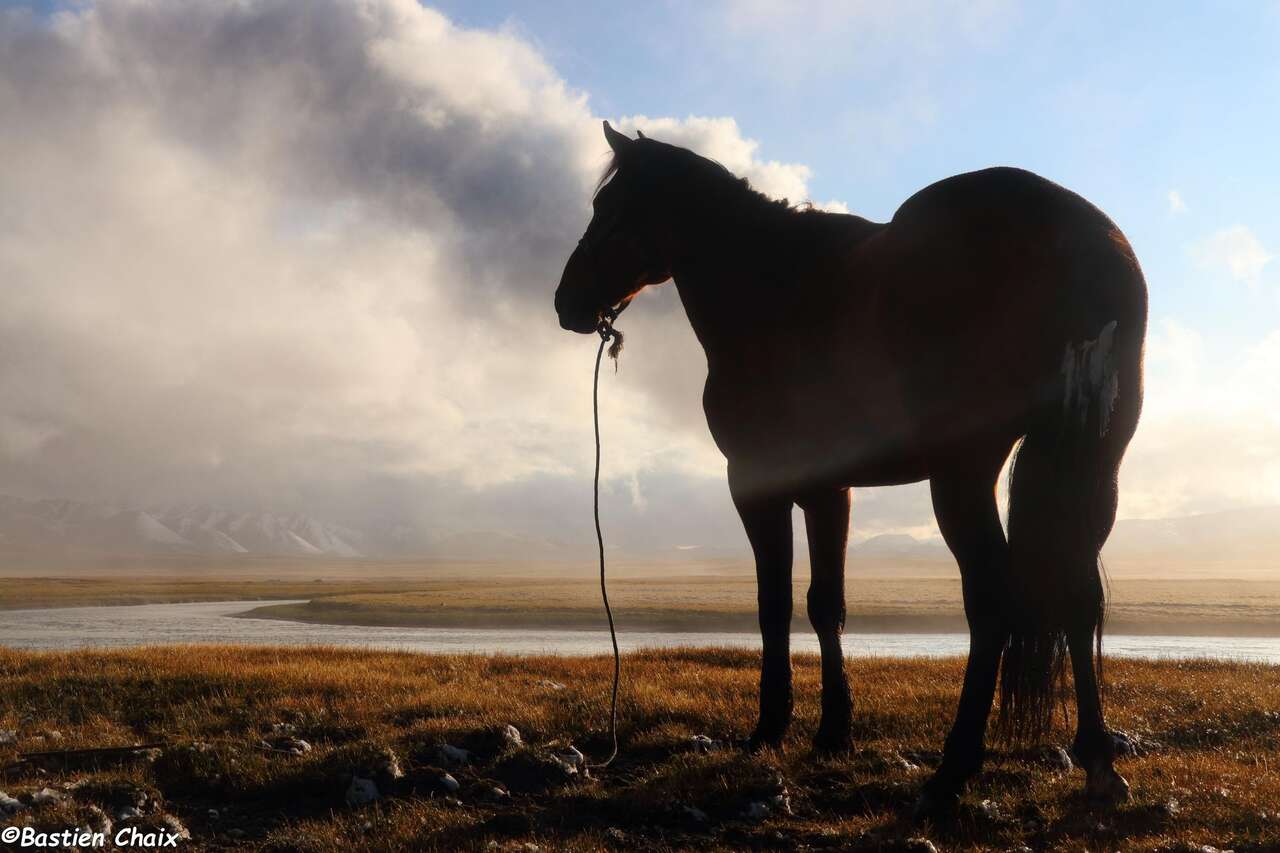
xmin=0 ymin=0 xmax=847 ymax=548
xmin=1 ymin=0 xmax=1275 ymax=558
xmin=1118 ymin=318 xmax=1280 ymax=519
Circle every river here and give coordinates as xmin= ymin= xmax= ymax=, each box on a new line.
xmin=1 ymin=600 xmax=1278 ymax=662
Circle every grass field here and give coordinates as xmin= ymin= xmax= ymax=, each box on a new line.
xmin=4 ymin=572 xmax=1280 ymax=636
xmin=0 ymin=646 xmax=1276 ymax=851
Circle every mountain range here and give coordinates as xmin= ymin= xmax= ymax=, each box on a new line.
xmin=0 ymin=495 xmax=364 ymax=559
xmin=0 ymin=493 xmax=1277 ymax=564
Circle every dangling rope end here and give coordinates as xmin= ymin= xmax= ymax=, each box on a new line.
xmin=590 ymin=313 xmax=622 ymax=769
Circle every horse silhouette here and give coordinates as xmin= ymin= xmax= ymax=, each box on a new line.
xmin=555 ymin=122 xmax=1146 ymax=815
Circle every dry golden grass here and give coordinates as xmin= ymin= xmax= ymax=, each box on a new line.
xmin=0 ymin=646 xmax=1276 ymax=851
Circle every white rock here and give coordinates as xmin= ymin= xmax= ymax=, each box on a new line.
xmin=979 ymin=799 xmax=1000 ymax=819
xmin=904 ymin=839 xmax=939 ymax=853
xmin=558 ymin=746 xmax=584 ymax=768
xmin=346 ymin=776 xmax=380 ymax=807
xmin=0 ymin=790 xmax=26 ymax=815
xmin=0 ymin=730 xmax=17 ymax=745
xmin=438 ymin=772 xmax=460 ymax=793
xmin=550 ymin=755 xmax=580 ymax=776
xmin=690 ymin=735 xmax=719 ymax=753
xmin=501 ymin=725 xmax=523 ymax=747
xmin=281 ymin=738 xmax=311 ymax=755
xmin=31 ymin=787 xmax=64 ymax=806
xmin=437 ymin=743 xmax=470 ymax=766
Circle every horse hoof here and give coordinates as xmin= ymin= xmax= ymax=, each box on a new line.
xmin=744 ymin=732 xmax=785 ymax=754
xmin=811 ymin=731 xmax=853 ymax=757
xmin=1085 ymin=769 xmax=1130 ymax=805
xmin=911 ymin=788 xmax=960 ymax=821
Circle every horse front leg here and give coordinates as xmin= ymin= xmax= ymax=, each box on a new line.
xmin=732 ymin=485 xmax=795 ymax=750
xmin=798 ymin=487 xmax=853 ymax=754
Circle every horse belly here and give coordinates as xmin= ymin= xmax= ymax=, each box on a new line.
xmin=703 ymin=362 xmax=927 ymax=494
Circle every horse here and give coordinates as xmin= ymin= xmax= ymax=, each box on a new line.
xmin=555 ymin=122 xmax=1146 ymax=815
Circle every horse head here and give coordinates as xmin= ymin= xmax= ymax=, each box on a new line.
xmin=555 ymin=122 xmax=674 ymax=334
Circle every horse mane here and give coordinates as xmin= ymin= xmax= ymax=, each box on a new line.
xmin=595 ymin=140 xmax=812 ymax=219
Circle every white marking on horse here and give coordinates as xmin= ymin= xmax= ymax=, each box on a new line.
xmin=1061 ymin=320 xmax=1120 ymax=436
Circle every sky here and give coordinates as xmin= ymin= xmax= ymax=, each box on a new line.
xmin=0 ymin=0 xmax=1277 ymax=555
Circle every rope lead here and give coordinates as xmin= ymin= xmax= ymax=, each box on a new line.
xmin=590 ymin=316 xmax=622 ymax=768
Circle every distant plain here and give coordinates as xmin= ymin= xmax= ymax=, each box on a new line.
xmin=2 ymin=554 xmax=1277 ymax=637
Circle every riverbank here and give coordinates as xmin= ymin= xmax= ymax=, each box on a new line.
xmin=5 ymin=574 xmax=1280 ymax=636
xmin=0 ymin=646 xmax=1276 ymax=851
xmin=8 ymin=599 xmax=1280 ymax=662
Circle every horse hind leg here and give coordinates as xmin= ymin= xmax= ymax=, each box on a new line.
xmin=1068 ymin=611 xmax=1129 ymax=803
xmin=1066 ymin=463 xmax=1129 ymax=803
xmin=914 ymin=457 xmax=1010 ymax=817
xmin=798 ymin=487 xmax=853 ymax=754
xmin=1005 ymin=425 xmax=1133 ymax=804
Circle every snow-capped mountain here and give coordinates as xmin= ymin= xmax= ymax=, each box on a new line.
xmin=0 ymin=495 xmax=363 ymax=558
xmin=1 ymin=492 xmax=1277 ymax=564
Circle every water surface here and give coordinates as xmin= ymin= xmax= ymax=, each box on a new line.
xmin=2 ymin=600 xmax=1277 ymax=662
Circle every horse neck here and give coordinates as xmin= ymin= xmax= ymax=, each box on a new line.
xmin=668 ymin=197 xmax=812 ymax=356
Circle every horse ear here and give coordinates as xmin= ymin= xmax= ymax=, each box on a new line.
xmin=636 ymin=129 xmax=646 ymax=139
xmin=603 ymin=120 xmax=632 ymax=154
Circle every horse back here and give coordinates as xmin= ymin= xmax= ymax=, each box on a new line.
xmin=704 ymin=167 xmax=1147 ymax=492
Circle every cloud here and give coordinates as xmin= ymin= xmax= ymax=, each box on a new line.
xmin=0 ymin=0 xmax=850 ymax=548
xmin=0 ymin=0 xmax=1274 ymax=561
xmin=1167 ymin=190 xmax=1188 ymax=215
xmin=1117 ymin=318 xmax=1280 ymax=519
xmin=1191 ymin=224 xmax=1273 ymax=289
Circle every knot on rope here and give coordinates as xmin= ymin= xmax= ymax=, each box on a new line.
xmin=597 ymin=314 xmax=624 ymax=363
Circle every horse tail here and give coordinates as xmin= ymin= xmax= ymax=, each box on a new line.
xmin=997 ymin=317 xmax=1141 ymax=741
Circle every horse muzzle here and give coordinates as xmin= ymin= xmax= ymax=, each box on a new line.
xmin=555 ymin=245 xmax=605 ymax=334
